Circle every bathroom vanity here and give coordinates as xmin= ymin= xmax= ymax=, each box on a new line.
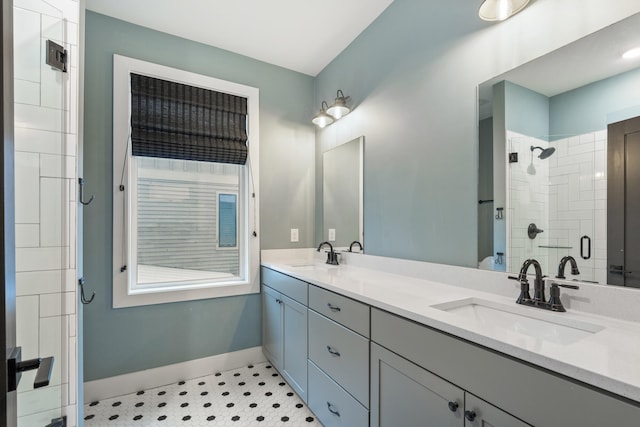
xmin=261 ymin=250 xmax=640 ymax=427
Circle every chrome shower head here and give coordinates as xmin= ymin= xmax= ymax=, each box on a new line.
xmin=530 ymin=145 xmax=555 ymax=160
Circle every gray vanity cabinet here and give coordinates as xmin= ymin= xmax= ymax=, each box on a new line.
xmin=307 ymin=285 xmax=371 ymax=427
xmin=371 ymin=342 xmax=464 ymax=427
xmin=464 ymin=394 xmax=530 ymax=427
xmin=371 ymin=342 xmax=529 ymax=427
xmin=262 ymin=285 xmax=284 ymax=368
xmin=371 ymin=308 xmax=640 ymax=427
xmin=261 ymin=268 xmax=309 ymax=402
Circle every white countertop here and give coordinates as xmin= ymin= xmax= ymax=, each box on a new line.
xmin=261 ymin=251 xmax=640 ymax=403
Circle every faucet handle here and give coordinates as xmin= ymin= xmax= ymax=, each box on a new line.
xmin=548 ymin=283 xmax=564 ymax=312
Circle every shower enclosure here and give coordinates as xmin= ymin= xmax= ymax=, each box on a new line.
xmin=506 ymin=131 xmax=605 ymax=283
xmin=10 ymin=0 xmax=80 ymax=425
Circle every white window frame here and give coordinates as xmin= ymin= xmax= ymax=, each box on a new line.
xmin=112 ymin=54 xmax=260 ymax=308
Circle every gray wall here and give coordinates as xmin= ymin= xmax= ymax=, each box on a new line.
xmin=504 ymin=81 xmax=550 ymax=138
xmin=83 ymin=11 xmax=315 ymax=381
xmin=478 ymin=117 xmax=493 ymax=262
xmin=314 ymin=0 xmax=640 ymax=267
xmin=492 ymin=82 xmax=507 ymax=272
xmin=550 ymin=66 xmax=640 ymax=137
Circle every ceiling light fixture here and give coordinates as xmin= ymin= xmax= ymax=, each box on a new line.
xmin=479 ymin=0 xmax=530 ymax=22
xmin=622 ymin=47 xmax=640 ymax=60
xmin=326 ymin=90 xmax=351 ymax=119
xmin=312 ymin=101 xmax=335 ymax=128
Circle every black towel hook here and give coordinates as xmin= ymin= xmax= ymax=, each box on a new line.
xmin=78 ymin=278 xmax=95 ymax=304
xmin=79 ymin=178 xmax=94 ymax=206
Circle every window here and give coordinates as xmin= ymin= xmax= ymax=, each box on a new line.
xmin=112 ymin=55 xmax=260 ymax=308
xmin=218 ymin=193 xmax=238 ymax=248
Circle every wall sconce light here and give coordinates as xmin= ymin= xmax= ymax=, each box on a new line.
xmin=326 ymin=90 xmax=351 ymax=119
xmin=479 ymin=0 xmax=530 ymax=21
xmin=312 ymin=101 xmax=335 ymax=128
xmin=313 ymin=90 xmax=351 ymax=128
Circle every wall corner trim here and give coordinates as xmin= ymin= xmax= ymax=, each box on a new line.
xmin=83 ymin=346 xmax=266 ymax=403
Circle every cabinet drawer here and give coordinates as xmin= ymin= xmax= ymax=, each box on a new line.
xmin=308 ymin=310 xmax=369 ymax=407
xmin=261 ymin=267 xmax=308 ymax=305
xmin=308 ymin=361 xmax=368 ymax=427
xmin=309 ymin=285 xmax=370 ymax=337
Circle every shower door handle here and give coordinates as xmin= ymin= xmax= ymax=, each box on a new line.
xmin=7 ymin=347 xmax=55 ymax=391
xmin=580 ymin=235 xmax=591 ymax=260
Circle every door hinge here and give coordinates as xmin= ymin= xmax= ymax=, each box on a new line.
xmin=46 ymin=40 xmax=67 ymax=73
xmin=46 ymin=416 xmax=67 ymax=427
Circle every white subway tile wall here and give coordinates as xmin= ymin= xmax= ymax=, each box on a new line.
xmin=13 ymin=0 xmax=79 ymax=426
xmin=507 ymin=130 xmax=607 ymax=282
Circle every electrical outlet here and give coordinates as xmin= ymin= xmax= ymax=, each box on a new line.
xmin=290 ymin=228 xmax=299 ymax=242
xmin=328 ymin=228 xmax=336 ymax=242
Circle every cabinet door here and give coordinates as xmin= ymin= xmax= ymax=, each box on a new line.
xmin=464 ymin=393 xmax=530 ymax=427
xmin=262 ymin=285 xmax=283 ymax=370
xmin=371 ymin=343 xmax=464 ymax=427
xmin=282 ymin=295 xmax=308 ymax=402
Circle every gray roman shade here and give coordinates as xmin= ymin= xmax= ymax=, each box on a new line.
xmin=130 ymin=73 xmax=248 ymax=164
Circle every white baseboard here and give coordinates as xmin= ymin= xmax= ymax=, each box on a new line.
xmin=84 ymin=346 xmax=266 ymax=403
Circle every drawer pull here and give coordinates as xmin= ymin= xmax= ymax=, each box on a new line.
xmin=327 ymin=402 xmax=340 ymax=417
xmin=326 ymin=346 xmax=341 ymax=357
xmin=327 ymin=303 xmax=341 ymax=312
xmin=448 ymin=401 xmax=459 ymax=412
xmin=465 ymin=410 xmax=477 ymax=422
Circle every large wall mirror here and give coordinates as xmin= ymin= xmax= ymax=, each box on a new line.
xmin=478 ymin=12 xmax=640 ymax=288
xmin=321 ymin=136 xmax=364 ymax=251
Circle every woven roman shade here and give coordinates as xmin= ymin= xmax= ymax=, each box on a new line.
xmin=130 ymin=73 xmax=248 ymax=164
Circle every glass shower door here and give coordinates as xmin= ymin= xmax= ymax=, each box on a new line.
xmin=13 ymin=0 xmax=75 ymax=425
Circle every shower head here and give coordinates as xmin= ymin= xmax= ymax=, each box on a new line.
xmin=530 ymin=145 xmax=555 ymax=160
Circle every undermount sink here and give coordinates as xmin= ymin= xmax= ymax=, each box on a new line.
xmin=431 ymin=298 xmax=604 ymax=345
xmin=286 ymin=262 xmax=338 ymax=271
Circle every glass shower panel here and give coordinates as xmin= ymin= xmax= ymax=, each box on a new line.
xmin=506 ymin=132 xmax=598 ymax=281
xmin=14 ymin=0 xmax=71 ymax=425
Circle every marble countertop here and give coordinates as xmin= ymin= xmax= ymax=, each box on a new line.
xmin=261 ymin=253 xmax=640 ymax=403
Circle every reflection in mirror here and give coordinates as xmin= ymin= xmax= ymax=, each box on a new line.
xmin=506 ymin=133 xmax=600 ymax=282
xmin=477 ymin=12 xmax=640 ymax=288
xmin=322 ymin=136 xmax=364 ymax=252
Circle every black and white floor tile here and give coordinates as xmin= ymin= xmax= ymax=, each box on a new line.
xmin=83 ymin=362 xmax=322 ymax=426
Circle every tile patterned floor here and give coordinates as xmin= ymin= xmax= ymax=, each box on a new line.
xmin=83 ymin=362 xmax=322 ymax=426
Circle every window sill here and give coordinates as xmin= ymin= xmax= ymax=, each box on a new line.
xmin=113 ymin=267 xmax=260 ymax=308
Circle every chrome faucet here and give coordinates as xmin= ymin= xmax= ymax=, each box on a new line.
xmin=348 ymin=241 xmax=363 ymax=252
xmin=317 ymin=242 xmax=339 ymax=265
xmin=556 ymin=255 xmax=580 ymax=279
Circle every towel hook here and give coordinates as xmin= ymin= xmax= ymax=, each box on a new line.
xmin=78 ymin=178 xmax=94 ymax=206
xmin=78 ymin=277 xmax=95 ymax=305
